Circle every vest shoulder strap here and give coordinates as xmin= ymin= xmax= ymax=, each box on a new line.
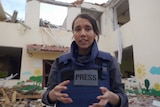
xmin=56 ymin=53 xmax=72 ymax=70
xmin=95 ymin=51 xmax=112 ymax=66
xmin=59 ymin=52 xmax=71 ymax=64
xmin=57 ymin=51 xmax=112 ymax=69
xmin=97 ymin=51 xmax=112 ymax=61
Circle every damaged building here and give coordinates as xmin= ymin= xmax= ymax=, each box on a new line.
xmin=0 ymin=0 xmax=160 ymax=106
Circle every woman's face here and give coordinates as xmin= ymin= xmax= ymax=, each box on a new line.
xmin=73 ymin=17 xmax=96 ymax=54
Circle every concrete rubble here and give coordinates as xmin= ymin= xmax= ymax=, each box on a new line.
xmin=128 ymin=93 xmax=160 ymax=107
xmin=0 ymin=87 xmax=42 ymax=107
xmin=0 ymin=86 xmax=160 ymax=107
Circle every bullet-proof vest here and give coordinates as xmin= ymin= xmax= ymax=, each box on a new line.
xmin=56 ymin=51 xmax=112 ymax=107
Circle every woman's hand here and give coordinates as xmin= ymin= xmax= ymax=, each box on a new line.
xmin=48 ymin=80 xmax=73 ymax=104
xmin=89 ymin=87 xmax=120 ymax=107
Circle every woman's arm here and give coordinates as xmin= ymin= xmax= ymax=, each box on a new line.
xmin=109 ymin=57 xmax=128 ymax=107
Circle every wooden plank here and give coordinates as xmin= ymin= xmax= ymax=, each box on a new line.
xmin=0 ymin=88 xmax=10 ymax=104
xmin=11 ymin=91 xmax=17 ymax=103
xmin=38 ymin=0 xmax=72 ymax=7
xmin=16 ymin=94 xmax=42 ymax=99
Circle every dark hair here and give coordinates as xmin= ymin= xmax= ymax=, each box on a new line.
xmin=72 ymin=13 xmax=100 ymax=41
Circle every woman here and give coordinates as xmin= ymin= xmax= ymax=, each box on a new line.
xmin=42 ymin=13 xmax=128 ymax=107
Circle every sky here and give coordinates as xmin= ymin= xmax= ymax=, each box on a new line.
xmin=0 ymin=0 xmax=108 ymax=25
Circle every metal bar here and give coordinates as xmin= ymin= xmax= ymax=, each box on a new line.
xmin=38 ymin=0 xmax=73 ymax=7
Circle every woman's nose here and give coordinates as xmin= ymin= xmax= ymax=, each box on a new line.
xmin=80 ymin=29 xmax=86 ymax=36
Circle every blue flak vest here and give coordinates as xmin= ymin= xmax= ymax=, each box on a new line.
xmin=56 ymin=51 xmax=112 ymax=107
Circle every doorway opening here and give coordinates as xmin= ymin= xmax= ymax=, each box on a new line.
xmin=115 ymin=45 xmax=135 ymax=78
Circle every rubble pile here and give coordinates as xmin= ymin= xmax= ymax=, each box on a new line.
xmin=128 ymin=94 xmax=160 ymax=107
xmin=0 ymin=87 xmax=160 ymax=107
xmin=0 ymin=87 xmax=42 ymax=107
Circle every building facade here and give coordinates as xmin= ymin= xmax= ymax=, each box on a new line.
xmin=0 ymin=0 xmax=160 ymax=96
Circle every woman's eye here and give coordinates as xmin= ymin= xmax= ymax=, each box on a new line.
xmin=74 ymin=28 xmax=81 ymax=32
xmin=85 ymin=27 xmax=92 ymax=31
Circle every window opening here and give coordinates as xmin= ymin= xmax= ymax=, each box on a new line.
xmin=115 ymin=45 xmax=135 ymax=78
xmin=40 ymin=3 xmax=68 ymax=27
xmin=0 ymin=46 xmax=22 ymax=79
xmin=114 ymin=0 xmax=130 ymax=27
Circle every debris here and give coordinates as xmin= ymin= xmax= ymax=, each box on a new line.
xmin=71 ymin=0 xmax=84 ymax=7
xmin=128 ymin=94 xmax=160 ymax=107
xmin=0 ymin=73 xmax=18 ymax=87
xmin=11 ymin=91 xmax=17 ymax=103
xmin=152 ymin=100 xmax=160 ymax=107
xmin=0 ymin=87 xmax=42 ymax=106
xmin=0 ymin=88 xmax=10 ymax=105
xmin=10 ymin=10 xmax=18 ymax=23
